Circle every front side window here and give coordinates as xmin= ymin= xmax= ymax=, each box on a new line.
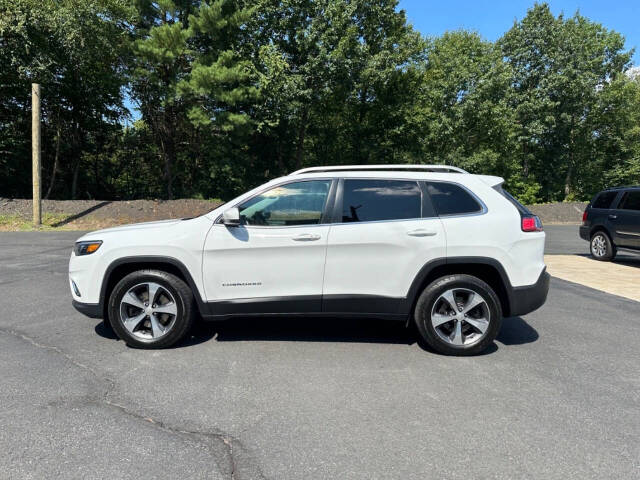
xmin=592 ymin=191 xmax=617 ymax=209
xmin=238 ymin=180 xmax=331 ymax=226
xmin=341 ymin=179 xmax=422 ymax=223
xmin=619 ymin=191 xmax=640 ymax=211
xmin=426 ymin=182 xmax=482 ymax=216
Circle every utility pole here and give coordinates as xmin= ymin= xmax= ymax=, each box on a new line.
xmin=32 ymin=83 xmax=41 ymax=226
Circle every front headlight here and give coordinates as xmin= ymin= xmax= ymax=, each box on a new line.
xmin=74 ymin=240 xmax=102 ymax=256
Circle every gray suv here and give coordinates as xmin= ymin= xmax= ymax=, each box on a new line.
xmin=580 ymin=187 xmax=640 ymax=260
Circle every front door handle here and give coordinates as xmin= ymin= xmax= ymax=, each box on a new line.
xmin=292 ymin=233 xmax=321 ymax=241
xmin=407 ymin=229 xmax=437 ymax=237
xmin=609 ymin=214 xmax=617 ymax=220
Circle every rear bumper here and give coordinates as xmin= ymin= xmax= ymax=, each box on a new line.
xmin=509 ymin=268 xmax=550 ymax=317
xmin=579 ymin=226 xmax=589 ymax=241
xmin=72 ymin=300 xmax=102 ymax=319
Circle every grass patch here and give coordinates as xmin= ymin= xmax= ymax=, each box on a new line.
xmin=0 ymin=213 xmax=71 ymax=231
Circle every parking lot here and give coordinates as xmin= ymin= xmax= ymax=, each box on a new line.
xmin=1 ymin=227 xmax=639 ymax=479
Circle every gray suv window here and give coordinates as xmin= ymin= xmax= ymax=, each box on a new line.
xmin=619 ymin=191 xmax=640 ymax=211
xmin=592 ymin=191 xmax=618 ymax=209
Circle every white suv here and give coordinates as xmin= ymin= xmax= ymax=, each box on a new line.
xmin=70 ymin=165 xmax=549 ymax=355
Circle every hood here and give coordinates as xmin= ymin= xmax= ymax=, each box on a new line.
xmin=77 ymin=218 xmax=185 ymax=239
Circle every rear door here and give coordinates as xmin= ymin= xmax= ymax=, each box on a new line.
xmin=322 ymin=178 xmax=446 ymax=315
xmin=589 ymin=190 xmax=621 ymax=240
xmin=612 ymin=190 xmax=640 ymax=249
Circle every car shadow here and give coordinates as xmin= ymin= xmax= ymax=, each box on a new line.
xmin=577 ymin=252 xmax=640 ymax=268
xmin=210 ymin=316 xmax=415 ymax=345
xmin=176 ymin=315 xmax=539 ymax=353
xmin=95 ymin=315 xmax=539 ymax=352
xmin=496 ymin=316 xmax=539 ymax=345
xmin=94 ymin=320 xmax=218 ymax=348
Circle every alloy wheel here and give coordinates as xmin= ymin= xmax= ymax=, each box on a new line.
xmin=591 ymin=234 xmax=607 ymax=257
xmin=119 ymin=282 xmax=178 ymax=341
xmin=431 ymin=288 xmax=491 ymax=347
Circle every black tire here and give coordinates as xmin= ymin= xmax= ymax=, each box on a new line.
xmin=108 ymin=269 xmax=195 ymax=349
xmin=414 ymin=274 xmax=502 ymax=356
xmin=590 ymin=231 xmax=616 ymax=261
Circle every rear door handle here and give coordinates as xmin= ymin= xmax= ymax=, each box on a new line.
xmin=609 ymin=214 xmax=617 ymax=220
xmin=292 ymin=233 xmax=321 ymax=241
xmin=407 ymin=229 xmax=437 ymax=237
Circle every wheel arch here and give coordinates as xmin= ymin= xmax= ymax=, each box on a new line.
xmin=589 ymin=224 xmax=612 ymax=240
xmin=100 ymin=256 xmax=207 ymax=320
xmin=406 ymin=257 xmax=513 ymax=318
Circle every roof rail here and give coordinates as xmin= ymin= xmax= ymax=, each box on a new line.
xmin=604 ymin=185 xmax=640 ymax=190
xmin=289 ymin=164 xmax=468 ymax=175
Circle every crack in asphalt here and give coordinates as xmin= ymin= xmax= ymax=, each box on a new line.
xmin=0 ymin=326 xmax=266 ymax=480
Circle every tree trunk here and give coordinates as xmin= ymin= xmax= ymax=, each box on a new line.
xmin=71 ymin=161 xmax=80 ymax=200
xmin=294 ymin=108 xmax=308 ymax=171
xmin=45 ymin=123 xmax=61 ymax=199
xmin=564 ymin=165 xmax=572 ymax=199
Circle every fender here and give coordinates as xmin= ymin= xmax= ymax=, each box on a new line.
xmin=404 ymin=256 xmax=514 ymax=316
xmin=99 ymin=256 xmax=211 ymax=316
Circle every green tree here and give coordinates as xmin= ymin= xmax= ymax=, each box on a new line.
xmin=0 ymin=0 xmax=133 ymax=198
xmin=500 ymin=2 xmax=633 ymax=201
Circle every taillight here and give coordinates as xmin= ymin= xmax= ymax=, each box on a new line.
xmin=582 ymin=210 xmax=588 ymax=224
xmin=521 ymin=215 xmax=543 ymax=232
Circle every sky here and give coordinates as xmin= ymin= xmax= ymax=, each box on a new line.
xmin=398 ymin=0 xmax=640 ymax=64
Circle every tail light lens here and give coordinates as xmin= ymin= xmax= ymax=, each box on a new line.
xmin=582 ymin=210 xmax=588 ymax=224
xmin=521 ymin=215 xmax=543 ymax=232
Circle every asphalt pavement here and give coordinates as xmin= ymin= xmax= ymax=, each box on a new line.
xmin=0 ymin=227 xmax=638 ymax=479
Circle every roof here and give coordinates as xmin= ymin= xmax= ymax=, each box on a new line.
xmin=603 ymin=185 xmax=640 ymax=191
xmin=289 ymin=164 xmax=468 ymax=175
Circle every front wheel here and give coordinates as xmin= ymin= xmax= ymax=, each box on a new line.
xmin=108 ymin=270 xmax=195 ymax=349
xmin=590 ymin=231 xmax=615 ymax=261
xmin=414 ymin=274 xmax=502 ymax=356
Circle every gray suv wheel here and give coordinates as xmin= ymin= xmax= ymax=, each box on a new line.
xmin=590 ymin=231 xmax=615 ymax=261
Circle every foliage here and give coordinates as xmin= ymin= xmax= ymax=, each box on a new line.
xmin=1 ymin=1 xmax=639 ymax=203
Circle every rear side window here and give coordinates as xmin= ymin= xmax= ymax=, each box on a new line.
xmin=592 ymin=191 xmax=617 ymax=209
xmin=341 ymin=179 xmax=422 ymax=222
xmin=619 ymin=191 xmax=640 ymax=211
xmin=426 ymin=182 xmax=482 ymax=216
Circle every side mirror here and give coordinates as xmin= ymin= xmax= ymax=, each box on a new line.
xmin=222 ymin=207 xmax=241 ymax=226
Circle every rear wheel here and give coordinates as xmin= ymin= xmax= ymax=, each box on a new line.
xmin=590 ymin=231 xmax=615 ymax=261
xmin=414 ymin=274 xmax=502 ymax=356
xmin=108 ymin=270 xmax=195 ymax=349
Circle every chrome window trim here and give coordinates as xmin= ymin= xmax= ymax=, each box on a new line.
xmin=214 ymin=176 xmax=488 ymax=228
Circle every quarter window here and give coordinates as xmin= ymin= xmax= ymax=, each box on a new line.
xmin=592 ymin=191 xmax=617 ymax=209
xmin=341 ymin=179 xmax=422 ymax=222
xmin=238 ymin=180 xmax=331 ymax=226
xmin=426 ymin=182 xmax=482 ymax=216
xmin=619 ymin=191 xmax=640 ymax=211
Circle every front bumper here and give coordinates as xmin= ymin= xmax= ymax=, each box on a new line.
xmin=509 ymin=268 xmax=550 ymax=317
xmin=72 ymin=300 xmax=102 ymax=319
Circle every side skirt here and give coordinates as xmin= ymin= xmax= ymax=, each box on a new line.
xmin=203 ymin=294 xmax=408 ymax=321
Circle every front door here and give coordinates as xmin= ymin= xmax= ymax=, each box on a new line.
xmin=203 ymin=179 xmax=334 ymax=314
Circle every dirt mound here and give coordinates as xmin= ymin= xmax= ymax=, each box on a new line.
xmin=0 ymin=197 xmax=586 ymax=230
xmin=0 ymin=198 xmax=223 ymax=230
